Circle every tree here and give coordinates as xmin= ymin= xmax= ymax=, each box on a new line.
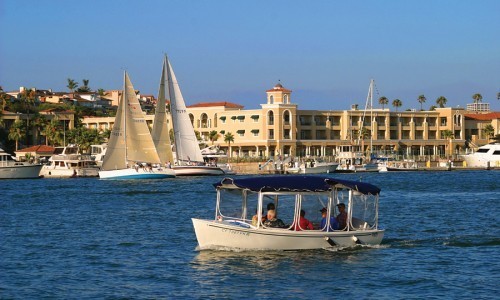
xmin=67 ymin=78 xmax=79 ymax=92
xmin=8 ymin=120 xmax=26 ymax=151
xmin=42 ymin=119 xmax=64 ymax=146
xmin=97 ymin=89 xmax=106 ymax=96
xmin=417 ymin=94 xmax=426 ymax=111
xmin=482 ymin=124 xmax=494 ymax=140
xmin=472 ymin=93 xmax=483 ymax=104
xmin=32 ymin=114 xmax=48 ymax=145
xmin=392 ymin=99 xmax=402 ymax=112
xmin=208 ymin=130 xmax=219 ymax=145
xmin=442 ymin=129 xmax=454 ymax=140
xmin=224 ymin=132 xmax=234 ymax=157
xmin=436 ymin=96 xmax=447 ymax=108
xmin=0 ymin=89 xmax=10 ymax=111
xmin=378 ymin=96 xmax=388 ymax=109
xmin=77 ymin=79 xmax=91 ymax=93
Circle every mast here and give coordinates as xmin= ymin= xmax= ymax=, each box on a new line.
xmin=165 ymin=55 xmax=179 ymax=162
xmin=123 ymin=71 xmax=128 ymax=165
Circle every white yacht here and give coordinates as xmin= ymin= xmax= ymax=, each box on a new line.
xmin=0 ymin=148 xmax=43 ymax=179
xmin=41 ymin=145 xmax=100 ymax=178
xmin=462 ymin=142 xmax=500 ymax=168
xmin=286 ymin=158 xmax=339 ymax=174
xmin=90 ymin=144 xmax=107 ymax=167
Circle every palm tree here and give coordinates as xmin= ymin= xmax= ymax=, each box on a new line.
xmin=67 ymin=78 xmax=79 ymax=92
xmin=417 ymin=94 xmax=426 ymax=111
xmin=208 ymin=130 xmax=219 ymax=145
xmin=8 ymin=120 xmax=26 ymax=151
xmin=472 ymin=93 xmax=483 ymax=103
xmin=77 ymin=79 xmax=91 ymax=93
xmin=436 ymin=96 xmax=447 ymax=108
xmin=97 ymin=89 xmax=106 ymax=96
xmin=224 ymin=132 xmax=234 ymax=158
xmin=392 ymin=99 xmax=402 ymax=112
xmin=483 ymin=124 xmax=494 ymax=140
xmin=441 ymin=129 xmax=454 ymax=157
xmin=378 ymin=96 xmax=388 ymax=109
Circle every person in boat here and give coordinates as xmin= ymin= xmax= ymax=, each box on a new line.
xmin=292 ymin=209 xmax=313 ymax=231
xmin=252 ymin=202 xmax=276 ymax=226
xmin=336 ymin=203 xmax=347 ymax=230
xmin=263 ymin=209 xmax=287 ymax=228
xmin=320 ymin=207 xmax=339 ymax=231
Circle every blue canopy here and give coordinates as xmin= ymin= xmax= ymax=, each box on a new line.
xmin=214 ymin=176 xmax=380 ymax=195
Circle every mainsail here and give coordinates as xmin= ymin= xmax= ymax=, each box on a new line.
xmin=166 ymin=56 xmax=204 ymax=163
xmin=152 ymin=56 xmax=175 ymax=165
xmin=101 ymin=71 xmax=162 ymax=171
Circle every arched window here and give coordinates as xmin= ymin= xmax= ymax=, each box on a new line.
xmin=268 ymin=110 xmax=274 ymax=125
xmin=201 ymin=113 xmax=208 ymax=128
xmin=283 ymin=110 xmax=290 ymax=125
xmin=270 ymin=95 xmax=274 ymax=104
xmin=283 ymin=94 xmax=288 ymax=104
xmin=214 ymin=113 xmax=217 ymax=127
xmin=189 ymin=113 xmax=195 ymax=127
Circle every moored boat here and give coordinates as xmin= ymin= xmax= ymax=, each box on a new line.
xmin=192 ymin=175 xmax=384 ymax=250
xmin=0 ymin=148 xmax=43 ymax=179
xmin=462 ymin=142 xmax=500 ymax=168
xmin=40 ymin=145 xmax=100 ymax=178
xmin=286 ymin=158 xmax=338 ymax=174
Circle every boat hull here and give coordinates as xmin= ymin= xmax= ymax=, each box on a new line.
xmin=40 ymin=167 xmax=100 ymax=178
xmin=99 ymin=168 xmax=176 ymax=179
xmin=173 ymin=166 xmax=225 ymax=176
xmin=0 ymin=164 xmax=43 ymax=179
xmin=192 ymin=218 xmax=384 ymax=250
xmin=288 ymin=163 xmax=338 ymax=174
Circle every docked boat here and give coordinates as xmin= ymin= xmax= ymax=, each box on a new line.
xmin=40 ymin=145 xmax=100 ymax=178
xmin=160 ymin=55 xmax=225 ymax=176
xmin=377 ymin=159 xmax=419 ymax=172
xmin=192 ymin=175 xmax=384 ymax=250
xmin=0 ymin=148 xmax=43 ymax=179
xmin=462 ymin=142 xmax=500 ymax=168
xmin=98 ymin=72 xmax=176 ymax=180
xmin=335 ymin=145 xmax=379 ymax=173
xmin=90 ymin=144 xmax=107 ymax=167
xmin=286 ymin=158 xmax=339 ymax=174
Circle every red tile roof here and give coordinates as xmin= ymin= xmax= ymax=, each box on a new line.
xmin=464 ymin=112 xmax=500 ymax=121
xmin=17 ymin=145 xmax=55 ymax=153
xmin=187 ymin=101 xmax=244 ymax=109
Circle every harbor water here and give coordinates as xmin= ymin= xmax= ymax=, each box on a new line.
xmin=1 ymin=171 xmax=499 ymax=299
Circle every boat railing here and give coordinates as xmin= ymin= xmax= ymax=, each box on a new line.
xmin=51 ymin=154 xmax=93 ymax=161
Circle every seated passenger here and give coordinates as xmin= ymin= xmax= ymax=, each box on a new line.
xmin=292 ymin=209 xmax=314 ymax=231
xmin=320 ymin=207 xmax=339 ymax=231
xmin=336 ymin=203 xmax=347 ymax=230
xmin=263 ymin=209 xmax=287 ymax=228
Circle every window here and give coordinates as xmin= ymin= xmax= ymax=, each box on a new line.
xmin=440 ymin=117 xmax=447 ymax=126
xmin=237 ymin=130 xmax=245 ymax=137
xmin=251 ymin=129 xmax=259 ymax=137
xmin=268 ymin=111 xmax=274 ymax=125
xmin=283 ymin=129 xmax=290 ymax=139
xmin=269 ymin=129 xmax=274 ymax=139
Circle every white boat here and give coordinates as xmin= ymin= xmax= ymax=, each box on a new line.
xmin=90 ymin=144 xmax=107 ymax=167
xmin=98 ymin=72 xmax=176 ymax=180
xmin=0 ymin=148 xmax=43 ymax=179
xmin=192 ymin=176 xmax=384 ymax=250
xmin=287 ymin=158 xmax=339 ymax=174
xmin=161 ymin=55 xmax=225 ymax=176
xmin=462 ymin=142 xmax=500 ymax=168
xmin=335 ymin=145 xmax=379 ymax=173
xmin=40 ymin=145 xmax=100 ymax=178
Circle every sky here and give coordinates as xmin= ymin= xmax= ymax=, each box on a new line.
xmin=1 ymin=0 xmax=499 ymax=111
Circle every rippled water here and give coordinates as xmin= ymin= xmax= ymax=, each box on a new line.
xmin=1 ymin=171 xmax=498 ymax=299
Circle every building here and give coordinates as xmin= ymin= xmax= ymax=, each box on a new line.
xmin=81 ymin=83 xmax=500 ymax=160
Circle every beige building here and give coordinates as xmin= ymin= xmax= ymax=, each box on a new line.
xmin=81 ymin=83 xmax=500 ymax=160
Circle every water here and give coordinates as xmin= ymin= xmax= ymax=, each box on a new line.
xmin=1 ymin=171 xmax=499 ymax=299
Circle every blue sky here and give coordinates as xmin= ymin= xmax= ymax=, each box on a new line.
xmin=1 ymin=0 xmax=499 ymax=111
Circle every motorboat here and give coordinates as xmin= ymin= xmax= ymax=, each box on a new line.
xmin=90 ymin=144 xmax=107 ymax=167
xmin=335 ymin=145 xmax=379 ymax=173
xmin=286 ymin=158 xmax=339 ymax=174
xmin=192 ymin=176 xmax=384 ymax=250
xmin=462 ymin=142 xmax=500 ymax=168
xmin=98 ymin=71 xmax=176 ymax=180
xmin=40 ymin=145 xmax=100 ymax=178
xmin=0 ymin=148 xmax=43 ymax=179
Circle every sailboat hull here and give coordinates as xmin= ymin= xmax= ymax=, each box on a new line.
xmin=173 ymin=166 xmax=225 ymax=176
xmin=99 ymin=168 xmax=176 ymax=179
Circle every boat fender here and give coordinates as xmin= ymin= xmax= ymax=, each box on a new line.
xmin=324 ymin=237 xmax=336 ymax=247
xmin=352 ymin=236 xmax=361 ymax=244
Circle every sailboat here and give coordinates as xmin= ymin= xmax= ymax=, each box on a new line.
xmin=161 ymin=55 xmax=225 ymax=176
xmin=98 ymin=71 xmax=176 ymax=179
xmin=336 ymin=79 xmax=379 ymax=173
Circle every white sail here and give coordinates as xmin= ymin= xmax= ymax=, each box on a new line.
xmin=166 ymin=56 xmax=204 ymax=163
xmin=101 ymin=71 xmax=161 ymax=171
xmin=152 ymin=56 xmax=175 ymax=165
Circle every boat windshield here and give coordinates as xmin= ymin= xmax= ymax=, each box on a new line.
xmin=216 ymin=187 xmax=379 ymax=231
